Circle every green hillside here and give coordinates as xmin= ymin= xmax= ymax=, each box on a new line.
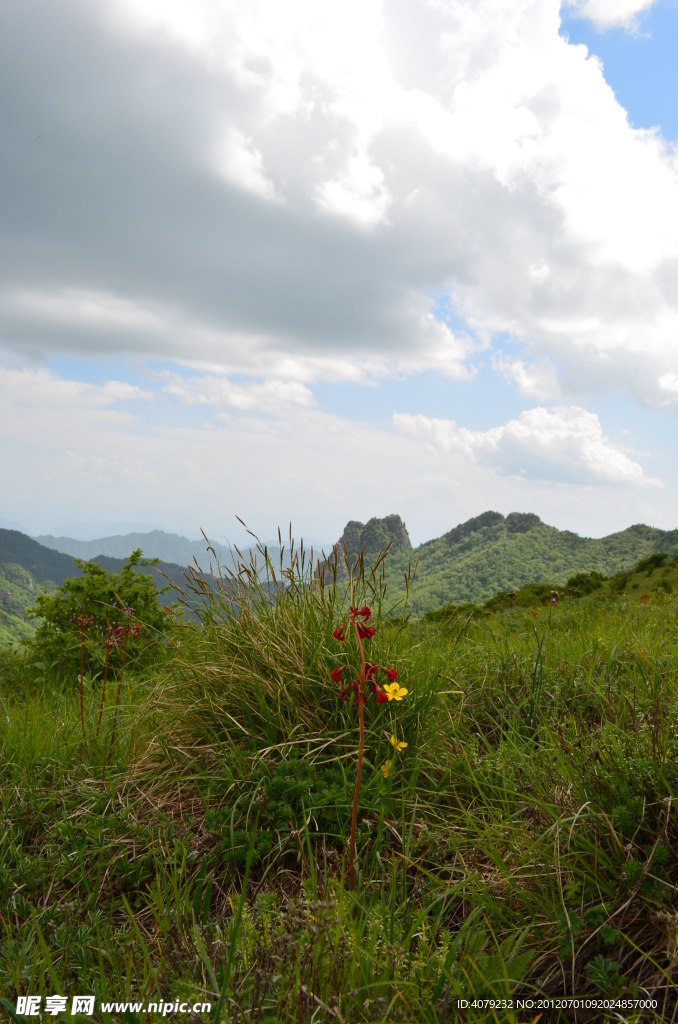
xmin=0 ymin=529 xmax=81 ymax=586
xmin=0 ymin=563 xmax=54 ymax=645
xmin=5 ymin=512 xmax=678 ymax=644
xmin=0 ymin=529 xmax=194 ymax=645
xmin=438 ymin=549 xmax=678 ymax=620
xmin=340 ymin=511 xmax=678 ymax=614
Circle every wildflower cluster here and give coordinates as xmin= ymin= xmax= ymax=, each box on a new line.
xmin=331 ymin=606 xmax=407 ymax=705
xmin=330 ymin=603 xmax=408 ymax=888
xmin=381 ymin=733 xmax=408 ymax=778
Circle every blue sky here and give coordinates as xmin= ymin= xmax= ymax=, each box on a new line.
xmin=2 ymin=0 xmax=678 ymax=546
xmin=561 ymin=1 xmax=678 ymax=139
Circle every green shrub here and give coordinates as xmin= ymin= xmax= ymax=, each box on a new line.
xmin=566 ymin=570 xmax=606 ymax=596
xmin=635 ymin=552 xmax=668 ymax=575
xmin=26 ymin=550 xmax=170 ymax=678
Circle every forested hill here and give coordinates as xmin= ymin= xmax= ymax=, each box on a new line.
xmin=0 ymin=529 xmax=189 ymax=589
xmin=335 ymin=512 xmax=678 ymax=613
xmin=0 ymin=529 xmax=191 ymax=644
xmin=4 ymin=512 xmax=678 ymax=642
xmin=0 ymin=529 xmax=80 ymax=586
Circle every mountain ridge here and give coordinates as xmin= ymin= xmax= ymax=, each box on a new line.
xmin=35 ymin=529 xmax=233 ymax=565
xmin=368 ymin=511 xmax=678 ymax=612
xmin=3 ymin=512 xmax=678 ymax=643
xmin=326 ymin=511 xmax=678 ymax=611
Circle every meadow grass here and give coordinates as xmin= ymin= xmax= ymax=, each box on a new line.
xmin=2 ymin=547 xmax=678 ymax=1023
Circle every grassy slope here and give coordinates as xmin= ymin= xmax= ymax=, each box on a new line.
xmin=382 ymin=511 xmax=678 ymax=612
xmin=2 ymin=556 xmax=678 ymax=1022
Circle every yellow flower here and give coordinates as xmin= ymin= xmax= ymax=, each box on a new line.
xmin=383 ymin=682 xmax=408 ymax=701
xmin=380 ymin=760 xmax=392 ymax=778
xmin=389 ymin=735 xmax=408 ymax=752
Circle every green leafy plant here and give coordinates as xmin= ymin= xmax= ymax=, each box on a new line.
xmin=635 ymin=552 xmax=668 ymax=575
xmin=27 ymin=550 xmax=168 ymax=677
xmin=585 ymin=955 xmax=626 ymax=996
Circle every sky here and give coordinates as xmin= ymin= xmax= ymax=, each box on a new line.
xmin=2 ymin=0 xmax=678 ymax=547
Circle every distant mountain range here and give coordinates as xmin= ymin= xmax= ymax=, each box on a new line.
xmin=2 ymin=513 xmax=678 ymax=644
xmin=35 ymin=529 xmax=235 ymax=565
xmin=334 ymin=511 xmax=678 ymax=613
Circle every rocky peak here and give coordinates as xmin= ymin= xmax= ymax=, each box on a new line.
xmin=338 ymin=514 xmax=412 ymax=564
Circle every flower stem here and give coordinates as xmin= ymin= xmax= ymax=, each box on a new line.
xmin=348 ymin=622 xmax=366 ymax=890
xmin=78 ymin=616 xmax=87 ymax=743
xmin=96 ymin=631 xmax=111 ymax=739
xmin=108 ymin=625 xmax=130 ymax=764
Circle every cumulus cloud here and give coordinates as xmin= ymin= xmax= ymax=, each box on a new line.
xmin=0 ymin=367 xmax=153 ymax=410
xmin=162 ymin=372 xmax=315 ymax=412
xmin=211 ymin=126 xmax=283 ymax=203
xmin=393 ymin=405 xmax=661 ymax=486
xmin=316 ymin=154 xmax=392 ymax=229
xmin=2 ymin=0 xmax=678 ymax=406
xmin=1 ymin=365 xmax=671 ymax=542
xmin=4 ymin=0 xmax=678 ymax=541
xmin=563 ymin=0 xmax=657 ymax=30
xmin=493 ymin=355 xmax=561 ymax=399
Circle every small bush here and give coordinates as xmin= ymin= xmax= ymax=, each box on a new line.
xmin=635 ymin=552 xmax=668 ymax=575
xmin=566 ymin=570 xmax=606 ymax=596
xmin=26 ymin=550 xmax=171 ymax=677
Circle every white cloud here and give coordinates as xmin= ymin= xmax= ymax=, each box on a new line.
xmin=393 ymin=405 xmax=661 ymax=486
xmin=0 ymin=284 xmax=475 ymax=383
xmin=3 ymin=0 xmax=678 ymax=404
xmin=4 ymin=0 xmax=678 ymax=542
xmin=658 ymin=372 xmax=678 ymax=401
xmin=65 ymin=451 xmax=148 ymax=484
xmin=1 ymin=289 xmax=165 ymax=334
xmin=211 ymin=126 xmax=283 ymax=203
xmin=493 ymin=355 xmax=561 ymax=399
xmin=563 ymin=0 xmax=657 ymax=30
xmin=316 ymin=153 xmax=392 ymax=228
xmin=1 ymin=365 xmax=672 ymax=542
xmin=162 ymin=372 xmax=315 ymax=412
xmin=0 ymin=367 xmax=153 ymax=410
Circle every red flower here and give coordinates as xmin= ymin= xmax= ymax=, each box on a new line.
xmin=365 ymin=661 xmax=377 ymax=678
xmin=383 ymin=667 xmax=398 ymax=681
xmin=352 ymin=681 xmax=359 ymax=692
xmin=333 ymin=626 xmax=346 ymax=642
xmin=330 ymin=667 xmax=345 ymax=683
xmin=356 ymin=625 xmax=376 ymax=639
xmin=352 ymin=605 xmax=372 ymax=620
xmin=370 ymin=681 xmax=388 ymax=702
xmin=339 ymin=687 xmax=349 ymax=701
